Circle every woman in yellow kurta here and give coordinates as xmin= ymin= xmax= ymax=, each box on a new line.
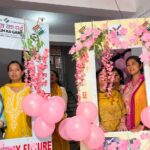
xmin=51 ymin=70 xmax=70 ymax=150
xmin=0 ymin=61 xmax=31 ymax=139
xmin=97 ymin=69 xmax=127 ymax=132
xmin=123 ymin=56 xmax=147 ymax=131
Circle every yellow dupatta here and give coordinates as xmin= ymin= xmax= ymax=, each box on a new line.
xmin=51 ymin=83 xmax=62 ymax=97
xmin=134 ymin=81 xmax=147 ymax=127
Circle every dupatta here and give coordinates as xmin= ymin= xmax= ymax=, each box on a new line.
xmin=123 ymin=75 xmax=144 ymax=130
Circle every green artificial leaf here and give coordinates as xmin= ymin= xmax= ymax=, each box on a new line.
xmin=22 ymin=40 xmax=27 ymax=49
xmin=27 ymin=38 xmax=32 ymax=46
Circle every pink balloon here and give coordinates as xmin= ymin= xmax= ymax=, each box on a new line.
xmin=34 ymin=117 xmax=55 ymax=138
xmin=41 ymin=100 xmax=64 ymax=124
xmin=124 ymin=51 xmax=131 ymax=61
xmin=22 ymin=93 xmax=46 ymax=117
xmin=83 ymin=124 xmax=105 ymax=149
xmin=76 ymin=101 xmax=98 ymax=123
xmin=58 ymin=118 xmax=72 ymax=140
xmin=51 ymin=96 xmax=66 ymax=111
xmin=141 ymin=106 xmax=150 ymax=128
xmin=115 ymin=58 xmax=126 ymax=70
xmin=66 ymin=116 xmax=90 ymax=141
xmin=95 ymin=146 xmax=103 ymax=150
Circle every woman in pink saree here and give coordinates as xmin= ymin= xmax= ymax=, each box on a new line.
xmin=123 ymin=56 xmax=147 ymax=131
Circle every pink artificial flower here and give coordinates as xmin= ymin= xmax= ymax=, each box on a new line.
xmin=24 ymin=47 xmax=49 ymax=95
xmin=129 ymin=36 xmax=138 ymax=45
xmin=135 ymin=25 xmax=146 ymax=36
xmin=93 ymin=28 xmax=101 ymax=38
xmin=145 ymin=41 xmax=150 ymax=48
xmin=131 ymin=139 xmax=141 ymax=150
xmin=107 ymin=142 xmax=117 ymax=150
xmin=28 ymin=61 xmax=35 ymax=69
xmin=38 ymin=64 xmax=46 ymax=70
xmin=75 ymin=42 xmax=83 ymax=52
xmin=80 ymin=34 xmax=86 ymax=41
xmin=43 ymin=80 xmax=48 ymax=86
xmin=101 ymin=49 xmax=114 ymax=95
xmin=110 ymin=30 xmax=117 ymax=38
xmin=140 ymin=132 xmax=150 ymax=140
xmin=45 ymin=48 xmax=49 ymax=53
xmin=83 ymin=40 xmax=93 ymax=49
xmin=141 ymin=32 xmax=150 ymax=42
xmin=75 ymin=52 xmax=89 ymax=88
xmin=42 ymin=73 xmax=47 ymax=77
xmin=69 ymin=46 xmax=77 ymax=54
xmin=140 ymin=51 xmax=150 ymax=63
xmin=108 ymin=32 xmax=120 ymax=46
xmin=24 ymin=78 xmax=28 ymax=83
xmin=119 ymin=27 xmax=127 ymax=35
xmin=118 ymin=41 xmax=128 ymax=49
xmin=117 ymin=140 xmax=128 ymax=150
xmin=29 ymin=70 xmax=35 ymax=77
xmin=43 ymin=50 xmax=49 ymax=58
xmin=35 ymin=53 xmax=40 ymax=60
xmin=84 ymin=28 xmax=92 ymax=36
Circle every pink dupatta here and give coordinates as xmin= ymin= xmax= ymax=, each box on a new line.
xmin=123 ymin=75 xmax=144 ymax=130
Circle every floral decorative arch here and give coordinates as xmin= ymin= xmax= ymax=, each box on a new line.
xmin=70 ymin=18 xmax=150 ymax=95
xmin=69 ymin=18 xmax=150 ymax=150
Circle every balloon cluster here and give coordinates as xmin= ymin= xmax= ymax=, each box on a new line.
xmin=58 ymin=101 xmax=105 ymax=149
xmin=22 ymin=94 xmax=66 ymax=138
xmin=22 ymin=95 xmax=105 ymax=149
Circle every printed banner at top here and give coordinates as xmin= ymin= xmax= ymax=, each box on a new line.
xmin=0 ymin=15 xmax=24 ymax=39
xmin=0 ymin=15 xmax=25 ymax=50
xmin=0 ymin=15 xmax=48 ymax=51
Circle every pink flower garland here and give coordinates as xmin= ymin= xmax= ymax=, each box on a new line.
xmin=24 ymin=48 xmax=49 ymax=98
xmin=70 ymin=25 xmax=130 ymax=94
xmin=70 ymin=22 xmax=150 ymax=97
xmin=69 ymin=27 xmax=101 ymax=88
xmin=69 ymin=27 xmax=101 ymax=55
xmin=108 ymin=27 xmax=128 ymax=49
xmin=101 ymin=49 xmax=114 ymax=96
xmin=69 ymin=27 xmax=115 ymax=95
xmin=130 ymin=22 xmax=150 ymax=63
xmin=75 ymin=52 xmax=89 ymax=89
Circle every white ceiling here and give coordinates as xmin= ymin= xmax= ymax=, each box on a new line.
xmin=0 ymin=8 xmax=107 ymax=35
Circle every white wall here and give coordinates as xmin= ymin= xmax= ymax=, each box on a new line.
xmin=132 ymin=47 xmax=142 ymax=56
xmin=0 ymin=48 xmax=22 ymax=86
